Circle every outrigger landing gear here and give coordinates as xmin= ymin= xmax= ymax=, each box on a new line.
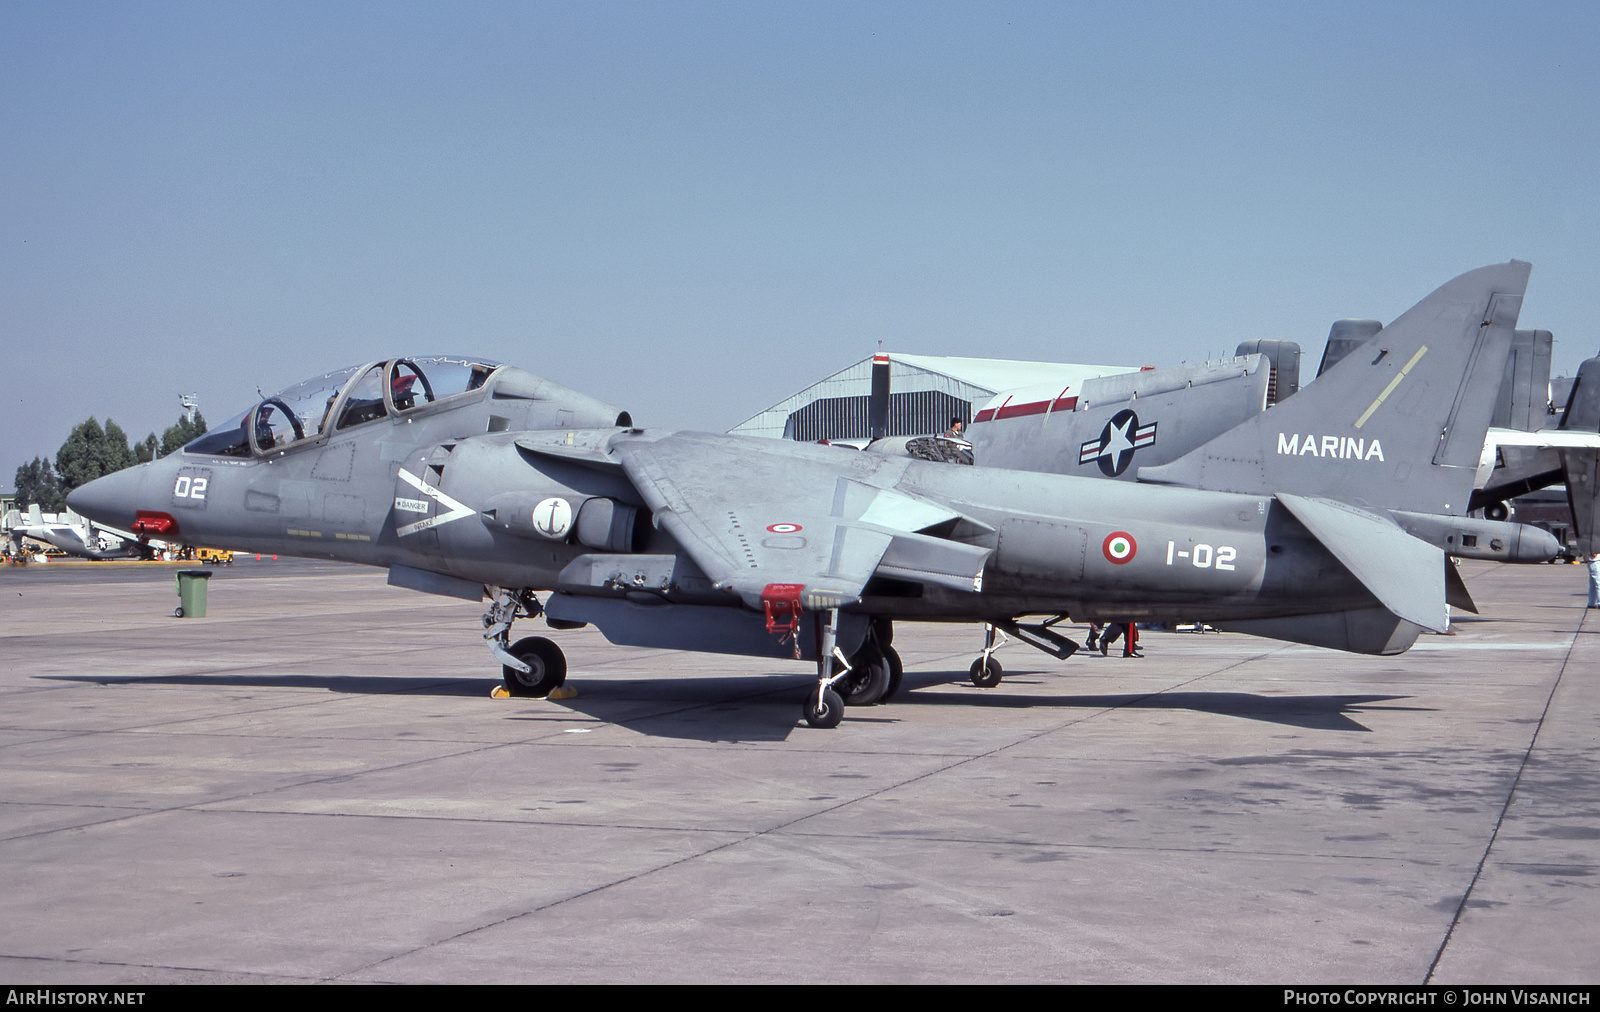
xmin=968 ymin=615 xmax=1081 ymax=687
xmin=484 ymin=587 xmax=568 ymax=697
xmin=970 ymin=624 xmax=1005 ymax=688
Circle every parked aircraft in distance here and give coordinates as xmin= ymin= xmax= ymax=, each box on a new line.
xmin=69 ymin=263 xmax=1555 ymax=727
xmin=4 ymin=504 xmax=148 ymax=560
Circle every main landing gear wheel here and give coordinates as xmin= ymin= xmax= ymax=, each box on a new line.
xmin=970 ymin=656 xmax=1003 ymax=688
xmin=881 ymin=645 xmax=904 ymax=702
xmin=502 ymin=636 xmax=567 ymax=698
xmin=836 ymin=646 xmax=892 ymax=706
xmin=804 ymin=686 xmax=845 ymax=729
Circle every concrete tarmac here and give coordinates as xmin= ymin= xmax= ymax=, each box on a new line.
xmin=0 ymin=556 xmax=1596 ymax=984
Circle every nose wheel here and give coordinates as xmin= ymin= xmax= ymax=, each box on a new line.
xmin=484 ymin=587 xmax=567 ymax=697
xmin=502 ymin=635 xmax=567 ymax=698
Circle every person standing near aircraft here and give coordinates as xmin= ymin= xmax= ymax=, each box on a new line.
xmin=1099 ymin=622 xmax=1141 ymax=657
xmin=1587 ymin=553 xmax=1599 ymax=608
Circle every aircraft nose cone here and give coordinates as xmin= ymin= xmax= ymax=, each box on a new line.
xmin=66 ymin=465 xmax=149 ymax=529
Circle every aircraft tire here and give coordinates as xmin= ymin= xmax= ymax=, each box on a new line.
xmin=880 ymin=646 xmax=904 ymax=702
xmin=503 ymin=636 xmax=567 ymax=698
xmin=873 ymin=617 xmax=894 ymax=647
xmin=969 ymin=656 xmax=1003 ymax=688
xmin=803 ymin=687 xmax=845 ymax=729
xmin=836 ymin=647 xmax=891 ymax=706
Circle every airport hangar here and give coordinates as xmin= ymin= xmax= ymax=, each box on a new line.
xmin=727 ymin=352 xmax=1134 ymax=443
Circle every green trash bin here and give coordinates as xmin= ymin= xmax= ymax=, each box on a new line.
xmin=175 ymin=569 xmax=214 ymax=618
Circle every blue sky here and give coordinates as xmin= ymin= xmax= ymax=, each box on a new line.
xmin=5 ymin=1 xmax=1598 ymax=482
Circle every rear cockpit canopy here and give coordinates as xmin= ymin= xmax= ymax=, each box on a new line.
xmin=183 ymin=357 xmax=501 ymax=458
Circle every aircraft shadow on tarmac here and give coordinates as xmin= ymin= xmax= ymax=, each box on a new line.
xmin=880 ymin=668 xmax=1425 ymax=732
xmin=41 ymin=672 xmax=499 ymax=698
xmin=41 ymin=669 xmax=1426 ymax=740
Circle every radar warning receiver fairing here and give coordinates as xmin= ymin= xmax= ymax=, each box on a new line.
xmin=69 ymin=264 xmax=1543 ymax=728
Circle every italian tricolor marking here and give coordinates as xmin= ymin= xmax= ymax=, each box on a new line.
xmin=1103 ymin=531 xmax=1137 ymax=564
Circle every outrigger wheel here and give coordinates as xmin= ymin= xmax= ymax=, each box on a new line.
xmin=969 ymin=656 xmax=1003 ymax=688
xmin=502 ymin=636 xmax=568 ymax=697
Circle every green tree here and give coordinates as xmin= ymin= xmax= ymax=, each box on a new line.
xmin=13 ymin=457 xmax=65 ymax=513
xmin=159 ymin=411 xmax=206 ymax=457
xmin=55 ymin=418 xmax=138 ymax=498
xmin=136 ymin=412 xmax=207 ymax=462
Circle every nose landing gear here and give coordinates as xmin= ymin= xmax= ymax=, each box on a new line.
xmin=502 ymin=635 xmax=567 ymax=697
xmin=484 ymin=587 xmax=568 ymax=698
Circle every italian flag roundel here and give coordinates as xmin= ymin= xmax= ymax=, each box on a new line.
xmin=1103 ymin=531 xmax=1136 ymax=564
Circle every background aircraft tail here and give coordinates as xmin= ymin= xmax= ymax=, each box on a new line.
xmin=1138 ymin=261 xmax=1531 ymax=516
xmin=1559 ymin=355 xmax=1600 ymax=556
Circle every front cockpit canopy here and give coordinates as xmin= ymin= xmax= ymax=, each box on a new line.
xmin=183 ymin=357 xmax=500 ymax=458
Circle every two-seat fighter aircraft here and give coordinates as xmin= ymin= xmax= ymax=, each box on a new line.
xmin=69 ymin=262 xmax=1542 ymax=727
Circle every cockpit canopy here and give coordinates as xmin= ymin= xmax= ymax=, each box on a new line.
xmin=184 ymin=357 xmax=501 ymax=458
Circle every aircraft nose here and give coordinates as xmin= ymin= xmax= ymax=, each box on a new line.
xmin=66 ymin=465 xmax=151 ymax=529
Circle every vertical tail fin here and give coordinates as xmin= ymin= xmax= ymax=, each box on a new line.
xmin=1138 ymin=261 xmax=1531 ymax=514
xmin=1558 ymin=355 xmax=1600 ymax=554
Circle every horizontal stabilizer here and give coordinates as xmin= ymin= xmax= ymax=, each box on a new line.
xmin=1277 ymin=493 xmax=1447 ymax=633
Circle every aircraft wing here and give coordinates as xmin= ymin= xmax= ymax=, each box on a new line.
xmin=608 ymin=432 xmax=992 ymax=610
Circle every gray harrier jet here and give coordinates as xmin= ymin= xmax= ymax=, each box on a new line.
xmin=68 ymin=262 xmax=1548 ymax=727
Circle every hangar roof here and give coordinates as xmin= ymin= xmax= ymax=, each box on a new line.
xmin=729 ymin=352 xmax=1138 ymax=441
